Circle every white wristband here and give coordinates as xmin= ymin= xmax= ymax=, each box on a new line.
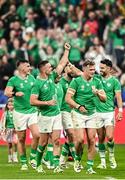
xmin=118 ymin=108 xmax=123 ymax=112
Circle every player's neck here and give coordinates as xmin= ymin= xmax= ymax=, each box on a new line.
xmin=18 ymin=71 xmax=28 ymax=79
xmin=39 ymin=72 xmax=48 ymax=79
xmin=103 ymin=73 xmax=111 ymax=79
xmin=82 ymin=72 xmax=92 ymax=81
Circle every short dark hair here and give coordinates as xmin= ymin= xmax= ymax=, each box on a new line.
xmin=100 ymin=59 xmax=112 ymax=67
xmin=38 ymin=60 xmax=49 ymax=69
xmin=83 ymin=59 xmax=95 ymax=67
xmin=16 ymin=59 xmax=29 ymax=67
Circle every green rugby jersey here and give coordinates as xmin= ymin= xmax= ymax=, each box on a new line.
xmin=56 ymin=82 xmax=64 ymax=109
xmin=60 ymin=77 xmax=72 ymax=112
xmin=7 ymin=74 xmax=37 ymax=114
xmin=69 ymin=75 xmax=103 ymax=115
xmin=31 ymin=71 xmax=60 ymax=116
xmin=95 ymin=75 xmax=121 ymax=112
xmin=5 ymin=111 xmax=14 ymax=129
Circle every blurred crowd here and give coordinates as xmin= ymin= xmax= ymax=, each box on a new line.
xmin=0 ymin=0 xmax=125 ymax=104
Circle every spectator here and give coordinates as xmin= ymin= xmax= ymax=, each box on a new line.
xmin=69 ymin=30 xmax=85 ymax=69
xmin=84 ymin=11 xmax=99 ymax=35
xmin=17 ymin=0 xmax=31 ymax=21
xmin=39 ymin=45 xmax=63 ymax=68
xmin=0 ymin=0 xmax=124 ymax=95
xmin=0 ymin=55 xmax=14 ymax=90
xmin=85 ymin=36 xmax=106 ymax=73
xmin=25 ymin=9 xmax=36 ymax=29
xmin=0 ymin=20 xmax=5 ymax=38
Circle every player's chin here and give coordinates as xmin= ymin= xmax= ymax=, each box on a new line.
xmin=90 ymin=74 xmax=94 ymax=77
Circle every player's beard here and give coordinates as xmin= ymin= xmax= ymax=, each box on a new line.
xmin=100 ymin=71 xmax=105 ymax=77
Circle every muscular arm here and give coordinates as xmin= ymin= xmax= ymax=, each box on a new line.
xmin=65 ymin=88 xmax=80 ymax=109
xmin=68 ymin=63 xmax=82 ymax=76
xmin=115 ymin=91 xmax=123 ymax=121
xmin=30 ymin=95 xmax=56 ymax=106
xmin=65 ymin=88 xmax=87 ymax=113
xmin=115 ymin=91 xmax=123 ymax=109
xmin=56 ymin=43 xmax=70 ymax=75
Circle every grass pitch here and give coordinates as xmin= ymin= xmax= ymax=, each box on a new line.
xmin=0 ymin=145 xmax=125 ymax=179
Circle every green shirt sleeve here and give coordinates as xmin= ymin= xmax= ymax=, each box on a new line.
xmin=69 ymin=78 xmax=78 ymax=91
xmin=97 ymin=79 xmax=104 ymax=90
xmin=31 ymin=80 xmax=40 ymax=96
xmin=50 ymin=70 xmax=58 ymax=80
xmin=7 ymin=77 xmax=15 ymax=88
xmin=114 ymin=78 xmax=121 ymax=92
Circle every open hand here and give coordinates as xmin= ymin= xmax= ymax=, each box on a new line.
xmin=116 ymin=111 xmax=123 ymax=121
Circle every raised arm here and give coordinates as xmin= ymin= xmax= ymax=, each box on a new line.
xmin=56 ymin=43 xmax=71 ymax=75
xmin=67 ymin=62 xmax=82 ymax=76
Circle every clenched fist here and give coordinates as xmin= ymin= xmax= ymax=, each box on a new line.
xmin=64 ymin=43 xmax=71 ymax=50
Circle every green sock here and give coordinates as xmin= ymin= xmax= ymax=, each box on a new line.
xmin=44 ymin=149 xmax=49 ymax=161
xmin=48 ymin=144 xmax=53 ymax=166
xmin=87 ymin=159 xmax=94 ymax=169
xmin=69 ymin=142 xmax=76 ymax=160
xmin=30 ymin=148 xmax=37 ymax=161
xmin=20 ymin=154 xmax=27 ymax=165
xmin=107 ymin=141 xmax=114 ymax=158
xmin=75 ymin=154 xmax=81 ymax=161
xmin=44 ymin=144 xmax=53 ymax=165
xmin=36 ymin=145 xmax=45 ymax=167
xmin=53 ymin=155 xmax=60 ymax=167
xmin=61 ymin=143 xmax=69 ymax=157
xmin=99 ymin=143 xmax=106 ymax=164
xmin=60 ymin=143 xmax=69 ymax=164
